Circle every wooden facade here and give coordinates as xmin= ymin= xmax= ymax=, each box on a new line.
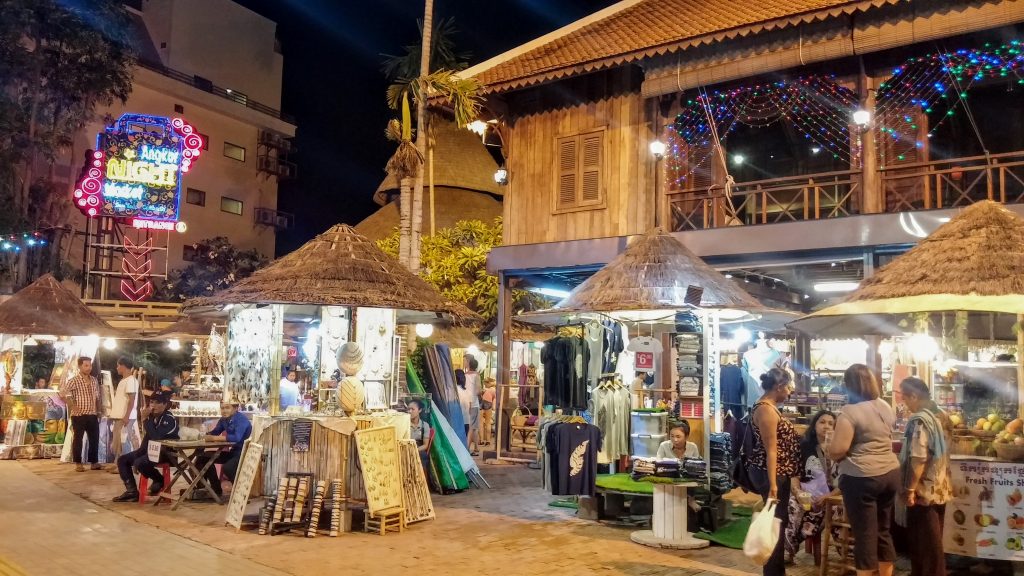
xmin=502 ymin=68 xmax=656 ymax=246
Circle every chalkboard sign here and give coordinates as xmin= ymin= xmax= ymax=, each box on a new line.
xmin=225 ymin=440 xmax=263 ymax=530
xmin=291 ymin=419 xmax=313 ymax=452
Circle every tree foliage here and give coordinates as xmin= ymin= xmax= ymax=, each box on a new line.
xmin=154 ymin=237 xmax=268 ymax=302
xmin=381 ymin=17 xmax=471 ymax=82
xmin=378 ymin=218 xmax=547 ymax=321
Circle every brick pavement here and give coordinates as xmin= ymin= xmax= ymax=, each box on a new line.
xmin=5 ymin=459 xmax=1009 ymax=576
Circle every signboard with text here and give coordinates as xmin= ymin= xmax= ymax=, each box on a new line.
xmin=74 ymin=114 xmax=202 ymax=229
xmin=943 ymin=458 xmax=1024 ymax=560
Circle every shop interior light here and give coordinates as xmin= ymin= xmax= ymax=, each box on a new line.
xmin=494 ymin=167 xmax=509 ymax=186
xmin=415 ymin=323 xmax=434 ymax=338
xmin=531 ymin=287 xmax=570 ymax=299
xmin=466 ymin=120 xmax=488 ymax=136
xmin=814 ymin=281 xmax=860 ymax=293
xmin=467 ymin=345 xmax=480 ymax=356
xmin=852 ymin=109 xmax=872 ymax=126
xmin=167 ymin=339 xmax=181 ymax=351
xmin=907 ymin=333 xmax=940 ymax=362
xmin=302 ymin=327 xmax=319 ymax=358
xmin=102 ymin=338 xmax=117 ymax=350
xmin=733 ymin=327 xmax=752 ymax=344
xmin=649 ymin=140 xmax=667 ymax=158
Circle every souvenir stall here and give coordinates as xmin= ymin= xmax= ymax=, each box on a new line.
xmin=485 ymin=320 xmax=553 ymax=461
xmin=0 ymin=274 xmax=128 ymax=460
xmin=791 ymin=201 xmax=1024 ymax=564
xmin=182 ymin=224 xmax=478 ymax=522
xmin=517 ymin=228 xmax=768 ymax=549
xmin=150 ymin=316 xmax=226 ymax=430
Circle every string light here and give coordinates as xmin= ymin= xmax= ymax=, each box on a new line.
xmin=0 ymin=231 xmax=49 ymax=252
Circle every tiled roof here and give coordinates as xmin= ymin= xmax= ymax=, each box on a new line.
xmin=465 ymin=0 xmax=901 ymax=93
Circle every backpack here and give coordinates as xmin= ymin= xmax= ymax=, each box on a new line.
xmin=730 ymin=412 xmax=759 ymax=493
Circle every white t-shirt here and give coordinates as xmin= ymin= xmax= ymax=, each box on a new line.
xmin=112 ymin=375 xmax=139 ymax=420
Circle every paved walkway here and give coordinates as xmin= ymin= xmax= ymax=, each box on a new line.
xmin=0 ymin=462 xmax=285 ymax=576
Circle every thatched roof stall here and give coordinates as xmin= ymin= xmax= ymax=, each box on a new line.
xmin=182 ymin=224 xmax=478 ymax=324
xmin=521 ymin=227 xmax=764 ymax=325
xmin=0 ymin=274 xmax=127 ymax=338
xmin=481 ymin=317 xmax=556 ymax=342
xmin=790 ymin=201 xmax=1024 ymax=337
xmin=428 ymin=326 xmax=496 ymax=352
xmin=152 ymin=315 xmax=218 ymax=339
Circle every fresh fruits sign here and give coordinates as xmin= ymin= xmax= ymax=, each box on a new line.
xmin=73 ymin=113 xmax=202 ymax=226
xmin=945 ymin=459 xmax=1024 ymax=560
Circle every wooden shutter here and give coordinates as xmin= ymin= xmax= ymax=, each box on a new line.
xmin=557 ymin=137 xmax=578 ymax=209
xmin=579 ymin=132 xmax=602 ymax=205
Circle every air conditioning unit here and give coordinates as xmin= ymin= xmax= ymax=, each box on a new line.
xmin=254 ymin=208 xmax=276 ymax=226
xmin=274 ymin=214 xmax=291 ymax=229
xmin=257 ymin=156 xmax=274 ymax=172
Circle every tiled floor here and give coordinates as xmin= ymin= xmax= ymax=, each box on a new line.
xmin=2 ymin=458 xmax=1017 ymax=575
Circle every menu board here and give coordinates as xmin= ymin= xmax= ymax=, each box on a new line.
xmin=944 ymin=458 xmax=1024 ymax=560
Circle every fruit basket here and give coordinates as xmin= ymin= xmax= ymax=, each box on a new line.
xmin=974 ymin=430 xmax=998 ymax=440
xmin=994 ymin=443 xmax=1024 ymax=462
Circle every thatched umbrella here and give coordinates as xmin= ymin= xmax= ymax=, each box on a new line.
xmin=0 ymin=274 xmax=127 ymax=337
xmin=182 ymin=224 xmax=478 ymax=324
xmin=521 ymin=227 xmax=764 ymax=324
xmin=152 ymin=316 xmax=219 ymax=339
xmin=790 ymin=201 xmax=1024 ymax=336
xmin=428 ymin=326 xmax=497 ymax=352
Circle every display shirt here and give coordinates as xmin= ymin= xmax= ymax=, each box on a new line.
xmin=546 ymin=422 xmax=602 ymax=496
xmin=111 ymin=375 xmax=139 ymax=420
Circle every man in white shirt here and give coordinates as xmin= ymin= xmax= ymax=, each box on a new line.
xmin=279 ymin=371 xmax=300 ymax=410
xmin=108 ymin=356 xmax=141 ymax=472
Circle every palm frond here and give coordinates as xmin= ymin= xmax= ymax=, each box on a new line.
xmin=386 ymin=140 xmax=423 ymax=180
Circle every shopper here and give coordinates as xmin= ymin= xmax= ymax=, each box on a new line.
xmin=279 ymin=370 xmax=300 ymax=410
xmin=107 ymin=356 xmax=141 ymax=472
xmin=196 ymin=400 xmax=252 ymax=497
xmin=828 ymin=364 xmax=900 ymax=576
xmin=898 ymin=377 xmax=952 ymax=576
xmin=480 ymin=377 xmax=496 ymax=446
xmin=784 ymin=409 xmax=838 ymax=564
xmin=748 ymin=367 xmax=801 ymax=576
xmin=656 ymin=421 xmax=700 ymax=459
xmin=458 ymin=355 xmax=482 ymax=456
xmin=112 ymin=392 xmax=180 ymax=502
xmin=60 ymin=356 xmax=101 ymax=472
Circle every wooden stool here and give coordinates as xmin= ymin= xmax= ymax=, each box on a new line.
xmin=819 ymin=495 xmax=857 ymax=576
xmin=364 ymin=506 xmax=405 ymax=536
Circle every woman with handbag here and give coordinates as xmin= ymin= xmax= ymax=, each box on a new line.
xmin=748 ymin=367 xmax=801 ymax=576
xmin=828 ymin=364 xmax=900 ymax=576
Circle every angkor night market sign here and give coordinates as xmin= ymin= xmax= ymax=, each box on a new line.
xmin=74 ymin=113 xmax=202 ymax=230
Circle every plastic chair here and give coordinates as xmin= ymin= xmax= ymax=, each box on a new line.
xmin=138 ymin=463 xmax=172 ymax=505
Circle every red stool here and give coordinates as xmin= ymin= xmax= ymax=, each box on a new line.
xmin=138 ymin=463 xmax=172 ymax=505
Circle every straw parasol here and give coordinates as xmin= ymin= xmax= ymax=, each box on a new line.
xmin=0 ymin=274 xmax=128 ymax=337
xmin=182 ymin=224 xmax=478 ymax=323
xmin=790 ymin=201 xmax=1024 ymax=336
xmin=524 ymin=228 xmax=762 ymax=324
xmin=429 ymin=326 xmax=497 ymax=352
xmin=152 ymin=316 xmax=218 ymax=339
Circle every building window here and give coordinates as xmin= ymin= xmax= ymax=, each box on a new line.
xmin=223 ymin=142 xmax=246 ymax=162
xmin=185 ymin=188 xmax=206 ymax=206
xmin=220 ymin=196 xmax=243 ymax=215
xmin=182 ymin=245 xmax=198 ymax=262
xmin=174 ymin=104 xmax=184 ymax=113
xmin=554 ymin=128 xmax=605 ymax=212
xmin=197 ymin=133 xmax=209 ymax=151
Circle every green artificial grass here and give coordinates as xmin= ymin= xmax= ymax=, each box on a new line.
xmin=548 ymin=498 xmax=579 ymax=509
xmin=595 ymin=473 xmax=655 ymax=495
xmin=694 ymin=515 xmax=752 ymax=549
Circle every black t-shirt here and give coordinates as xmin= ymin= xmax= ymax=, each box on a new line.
xmin=546 ymin=423 xmax=602 ymax=496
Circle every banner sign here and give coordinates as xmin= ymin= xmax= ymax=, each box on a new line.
xmin=944 ymin=458 xmax=1024 ymax=560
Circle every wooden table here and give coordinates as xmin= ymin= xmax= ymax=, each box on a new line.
xmin=629 ymin=481 xmax=708 ymax=550
xmin=155 ymin=439 xmax=235 ymax=510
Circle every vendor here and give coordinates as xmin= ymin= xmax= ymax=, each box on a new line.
xmin=656 ymin=421 xmax=700 ymax=460
xmin=409 ymin=399 xmax=431 ymax=469
xmin=197 ymin=400 xmax=252 ymax=497
xmin=112 ymin=391 xmax=179 ymax=502
xmin=279 ymin=370 xmax=300 ymax=410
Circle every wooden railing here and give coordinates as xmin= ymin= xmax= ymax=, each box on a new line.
xmin=667 ymin=170 xmax=860 ymax=231
xmin=666 ymin=151 xmax=1024 ymax=231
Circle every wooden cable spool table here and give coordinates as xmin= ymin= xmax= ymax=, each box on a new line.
xmin=629 ymin=480 xmax=709 ymax=550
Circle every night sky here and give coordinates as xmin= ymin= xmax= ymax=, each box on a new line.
xmin=230 ymin=0 xmax=617 ymax=254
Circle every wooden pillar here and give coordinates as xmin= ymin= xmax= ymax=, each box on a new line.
xmin=268 ymin=304 xmax=284 ymax=416
xmin=859 ymin=71 xmax=882 ymax=214
xmin=495 ymin=272 xmax=513 ymax=459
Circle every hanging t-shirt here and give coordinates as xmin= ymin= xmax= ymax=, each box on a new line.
xmin=628 ymin=336 xmax=662 ymax=372
xmin=602 ymin=321 xmax=624 ymax=373
xmin=584 ymin=323 xmax=604 ymax=388
xmin=546 ymin=422 xmax=602 ymax=496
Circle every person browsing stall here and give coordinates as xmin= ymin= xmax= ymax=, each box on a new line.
xmin=195 ymin=401 xmax=252 ymax=497
xmin=112 ymin=391 xmax=179 ymax=502
xmin=656 ymin=421 xmax=700 ymax=459
xmin=107 ymin=356 xmax=141 ymax=472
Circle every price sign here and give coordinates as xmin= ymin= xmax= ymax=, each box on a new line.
xmin=635 ymin=351 xmax=655 ymax=371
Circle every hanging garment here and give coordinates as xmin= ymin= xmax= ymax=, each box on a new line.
xmin=545 ymin=422 xmax=602 ymax=496
xmin=584 ymin=323 xmax=604 ymax=388
xmin=602 ymin=321 xmax=624 ymax=373
xmin=721 ymin=363 xmax=745 ymax=418
xmin=592 ymin=380 xmax=631 ymax=460
xmin=541 ymin=336 xmax=590 ymax=411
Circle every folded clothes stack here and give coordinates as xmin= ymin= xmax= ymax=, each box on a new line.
xmin=681 ymin=457 xmax=708 ymax=482
xmin=630 ymin=457 xmax=682 ymax=480
xmin=708 ymin=432 xmax=734 ymax=493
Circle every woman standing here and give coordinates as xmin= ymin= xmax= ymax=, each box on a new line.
xmin=828 ymin=364 xmax=900 ymax=576
xmin=898 ymin=377 xmax=952 ymax=576
xmin=457 ymin=355 xmax=482 ymax=456
xmin=408 ymin=399 xmax=432 ymax=471
xmin=749 ymin=367 xmax=801 ymax=576
xmin=784 ymin=410 xmax=839 ymax=564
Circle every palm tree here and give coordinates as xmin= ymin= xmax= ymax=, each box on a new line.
xmin=383 ymin=9 xmax=480 ymax=271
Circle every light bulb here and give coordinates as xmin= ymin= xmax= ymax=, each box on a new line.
xmin=102 ymin=338 xmax=117 ymax=350
xmin=415 ymin=324 xmax=434 ymax=338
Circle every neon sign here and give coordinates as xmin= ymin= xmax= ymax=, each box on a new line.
xmin=74 ymin=114 xmax=203 ymax=225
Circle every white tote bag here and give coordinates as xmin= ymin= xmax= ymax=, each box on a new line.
xmin=743 ymin=499 xmax=781 ymax=566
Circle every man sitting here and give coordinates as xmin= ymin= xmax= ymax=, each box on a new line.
xmin=112 ymin=391 xmax=179 ymax=502
xmin=196 ymin=401 xmax=252 ymax=497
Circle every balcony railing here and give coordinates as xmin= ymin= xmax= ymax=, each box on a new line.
xmin=666 ymin=151 xmax=1024 ymax=231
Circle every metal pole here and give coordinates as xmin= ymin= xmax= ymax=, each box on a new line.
xmin=495 ymin=272 xmax=511 ymax=461
xmin=81 ymin=218 xmax=91 ymax=298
